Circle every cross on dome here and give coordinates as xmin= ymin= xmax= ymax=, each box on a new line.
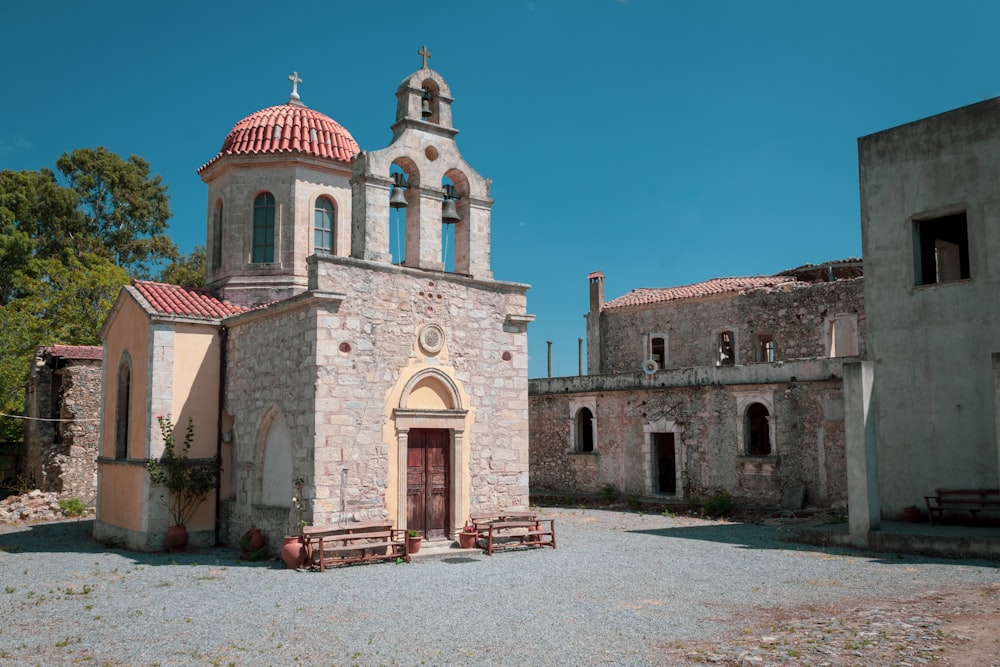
xmin=288 ymin=71 xmax=302 ymax=103
xmin=418 ymin=45 xmax=432 ymax=69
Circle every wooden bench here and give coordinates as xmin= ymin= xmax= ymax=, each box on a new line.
xmin=470 ymin=511 xmax=556 ymax=556
xmin=302 ymin=520 xmax=408 ymax=571
xmin=923 ymin=488 xmax=1000 ymax=525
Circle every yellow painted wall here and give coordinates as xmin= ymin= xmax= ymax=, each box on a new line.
xmin=102 ymin=297 xmax=150 ymax=460
xmin=171 ymin=324 xmax=222 ymax=531
xmin=96 ymin=462 xmax=145 ymax=531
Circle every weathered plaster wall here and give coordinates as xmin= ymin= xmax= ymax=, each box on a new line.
xmin=599 ymin=279 xmax=864 ymax=374
xmin=859 ymin=98 xmax=1000 ymax=515
xmin=531 ymin=361 xmax=849 ymax=506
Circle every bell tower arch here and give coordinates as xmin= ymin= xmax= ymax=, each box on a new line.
xmin=351 ymin=46 xmax=493 ymax=279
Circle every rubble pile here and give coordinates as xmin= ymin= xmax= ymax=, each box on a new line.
xmin=0 ymin=490 xmax=92 ymax=524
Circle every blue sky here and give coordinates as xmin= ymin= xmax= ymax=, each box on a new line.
xmin=2 ymin=1 xmax=998 ymax=378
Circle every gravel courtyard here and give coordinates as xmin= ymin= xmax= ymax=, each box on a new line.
xmin=1 ymin=508 xmax=998 ymax=666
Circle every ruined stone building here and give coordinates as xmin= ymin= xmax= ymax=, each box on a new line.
xmin=22 ymin=345 xmax=103 ymax=501
xmin=530 ymin=261 xmax=863 ymax=507
xmin=846 ymin=96 xmax=1000 ymax=543
xmin=96 ymin=52 xmax=533 ymax=551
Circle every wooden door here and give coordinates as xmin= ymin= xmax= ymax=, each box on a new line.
xmin=653 ymin=433 xmax=676 ymax=495
xmin=406 ymin=428 xmax=450 ymax=539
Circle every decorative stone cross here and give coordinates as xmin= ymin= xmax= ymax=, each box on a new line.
xmin=288 ymin=71 xmax=302 ymax=101
xmin=418 ymin=45 xmax=432 ymax=69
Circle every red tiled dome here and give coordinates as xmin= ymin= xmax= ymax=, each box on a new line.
xmin=198 ymin=103 xmax=359 ymax=173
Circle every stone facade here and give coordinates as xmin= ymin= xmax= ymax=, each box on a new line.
xmin=23 ymin=346 xmax=102 ymax=502
xmin=531 ymin=265 xmax=862 ymax=507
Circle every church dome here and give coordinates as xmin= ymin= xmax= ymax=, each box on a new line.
xmin=199 ymin=103 xmax=360 ymax=173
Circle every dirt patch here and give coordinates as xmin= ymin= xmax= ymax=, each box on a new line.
xmin=656 ymin=583 xmax=1000 ymax=666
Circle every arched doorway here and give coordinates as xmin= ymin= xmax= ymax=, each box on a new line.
xmin=393 ymin=369 xmax=468 ymax=540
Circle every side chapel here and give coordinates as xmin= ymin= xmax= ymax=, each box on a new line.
xmin=95 ymin=49 xmax=533 ymax=551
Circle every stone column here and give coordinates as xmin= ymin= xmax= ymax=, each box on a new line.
xmin=844 ymin=361 xmax=879 ymax=545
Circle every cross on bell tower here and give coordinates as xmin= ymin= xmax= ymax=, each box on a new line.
xmin=418 ymin=45 xmax=432 ymax=69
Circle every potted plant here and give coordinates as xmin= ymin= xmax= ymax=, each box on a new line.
xmin=903 ymin=505 xmax=921 ymax=523
xmin=458 ymin=523 xmax=477 ymax=549
xmin=280 ymin=477 xmax=311 ymax=569
xmin=147 ymin=416 xmax=220 ymax=552
xmin=406 ymin=529 xmax=422 ymax=555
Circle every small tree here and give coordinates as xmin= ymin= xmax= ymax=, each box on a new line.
xmin=147 ymin=416 xmax=220 ymax=526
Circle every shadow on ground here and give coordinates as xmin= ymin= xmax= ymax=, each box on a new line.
xmin=0 ymin=519 xmax=275 ymax=568
xmin=626 ymin=521 xmax=1000 ymax=568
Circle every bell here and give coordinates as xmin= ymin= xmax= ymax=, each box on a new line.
xmin=442 ymin=198 xmax=460 ymax=223
xmin=389 ymin=187 xmax=408 ymax=209
xmin=421 ymin=89 xmax=433 ymax=118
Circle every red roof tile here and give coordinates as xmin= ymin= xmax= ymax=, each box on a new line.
xmin=198 ymin=103 xmax=360 ymax=173
xmin=43 ymin=345 xmax=103 ymax=361
xmin=134 ymin=282 xmax=248 ymax=320
xmin=602 ymin=276 xmax=794 ymax=310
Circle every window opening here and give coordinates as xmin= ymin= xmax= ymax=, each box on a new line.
xmin=212 ymin=201 xmax=223 ymax=269
xmin=828 ymin=316 xmax=858 ymax=358
xmin=756 ymin=334 xmax=775 ymax=363
xmin=114 ymin=361 xmax=130 ymax=459
xmin=252 ymin=193 xmax=275 ymax=263
xmin=718 ymin=330 xmax=735 ymax=366
xmin=314 ymin=198 xmax=334 ymax=254
xmin=915 ymin=212 xmax=969 ymax=285
xmin=650 ymin=336 xmax=666 ymax=370
xmin=745 ymin=403 xmax=771 ymax=456
xmin=576 ymin=407 xmax=594 ymax=453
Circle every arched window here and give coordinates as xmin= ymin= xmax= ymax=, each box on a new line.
xmin=576 ymin=407 xmax=594 ymax=453
xmin=252 ymin=193 xmax=275 ymax=263
xmin=314 ymin=198 xmax=335 ymax=254
xmin=212 ymin=200 xmax=223 ymax=269
xmin=114 ymin=360 xmax=131 ymax=459
xmin=717 ymin=330 xmax=736 ymax=366
xmin=745 ymin=403 xmax=771 ymax=456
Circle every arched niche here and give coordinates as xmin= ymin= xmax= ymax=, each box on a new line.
xmin=399 ymin=369 xmax=462 ymax=411
xmin=255 ymin=407 xmax=292 ymax=508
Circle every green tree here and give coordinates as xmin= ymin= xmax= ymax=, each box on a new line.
xmin=54 ymin=147 xmax=176 ymax=277
xmin=159 ymin=245 xmax=206 ymax=289
xmin=0 ymin=253 xmax=128 ymax=441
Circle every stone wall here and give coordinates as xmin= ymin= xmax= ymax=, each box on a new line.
xmin=530 ymin=366 xmax=848 ymax=506
xmin=598 ymin=278 xmax=865 ymax=374
xmin=23 ymin=354 xmax=102 ymax=502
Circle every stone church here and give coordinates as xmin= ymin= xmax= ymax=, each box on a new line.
xmin=95 ymin=50 xmax=533 ymax=551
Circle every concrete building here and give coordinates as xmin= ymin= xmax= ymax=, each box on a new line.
xmin=95 ymin=51 xmax=533 ymax=551
xmin=22 ymin=345 xmax=103 ymax=502
xmin=847 ymin=97 xmax=1000 ymax=540
xmin=530 ymin=261 xmax=863 ymax=507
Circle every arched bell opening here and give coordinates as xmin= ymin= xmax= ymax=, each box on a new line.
xmin=388 ymin=160 xmax=419 ymax=265
xmin=443 ymin=169 xmax=472 ymax=274
xmin=420 ymin=79 xmax=441 ymax=124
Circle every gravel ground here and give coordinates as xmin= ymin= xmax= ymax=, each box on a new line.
xmin=1 ymin=508 xmax=998 ymax=666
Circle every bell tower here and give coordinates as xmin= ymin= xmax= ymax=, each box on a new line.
xmin=350 ymin=46 xmax=493 ymax=279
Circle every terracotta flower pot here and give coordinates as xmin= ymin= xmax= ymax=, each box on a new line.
xmin=407 ymin=534 xmax=422 ymax=554
xmin=165 ymin=525 xmax=189 ymax=553
xmin=903 ymin=506 xmax=921 ymax=523
xmin=280 ymin=535 xmax=309 ymax=569
xmin=458 ymin=531 xmax=477 ymax=549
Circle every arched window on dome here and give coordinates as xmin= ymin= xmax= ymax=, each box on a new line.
xmin=252 ymin=193 xmax=275 ymax=263
xmin=212 ymin=200 xmax=223 ymax=270
xmin=314 ymin=197 xmax=335 ymax=254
